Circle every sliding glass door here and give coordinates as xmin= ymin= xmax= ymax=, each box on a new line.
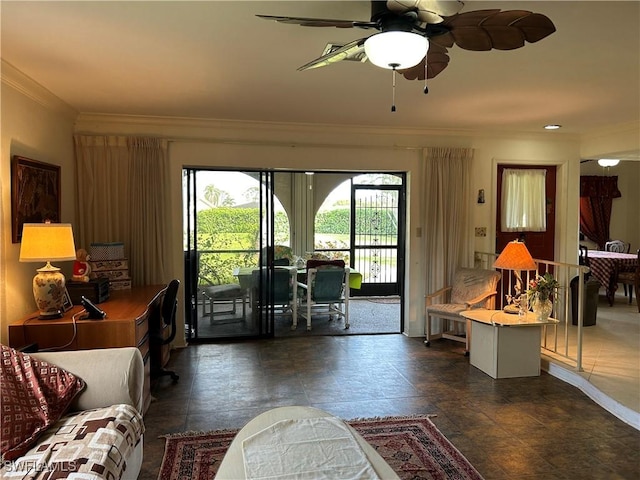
xmin=183 ymin=169 xmax=279 ymax=341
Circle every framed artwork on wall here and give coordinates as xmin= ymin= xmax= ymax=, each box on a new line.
xmin=11 ymin=155 xmax=61 ymax=243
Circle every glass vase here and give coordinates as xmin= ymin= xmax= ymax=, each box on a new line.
xmin=532 ymin=297 xmax=553 ymax=321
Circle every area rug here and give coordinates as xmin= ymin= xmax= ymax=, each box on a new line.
xmin=158 ymin=415 xmax=483 ymax=480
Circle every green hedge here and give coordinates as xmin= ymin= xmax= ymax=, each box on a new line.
xmin=315 ymin=208 xmax=397 ymax=235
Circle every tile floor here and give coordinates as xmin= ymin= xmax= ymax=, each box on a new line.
xmin=141 ymin=322 xmax=640 ymax=480
xmin=542 ymin=293 xmax=639 ymax=425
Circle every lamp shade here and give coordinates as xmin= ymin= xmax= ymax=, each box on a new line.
xmin=364 ymin=31 xmax=429 ymax=69
xmin=19 ymin=223 xmax=77 ymax=262
xmin=494 ymin=240 xmax=536 ymax=271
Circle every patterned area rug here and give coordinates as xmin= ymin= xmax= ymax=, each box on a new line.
xmin=158 ymin=415 xmax=484 ymax=480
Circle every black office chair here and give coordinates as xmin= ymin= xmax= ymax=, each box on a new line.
xmin=151 ymin=279 xmax=180 ymax=382
xmin=578 ymin=245 xmax=591 ymax=279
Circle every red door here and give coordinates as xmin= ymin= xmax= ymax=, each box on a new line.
xmin=496 ymin=165 xmax=556 ymax=262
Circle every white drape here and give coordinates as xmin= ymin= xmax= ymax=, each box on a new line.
xmin=501 ymin=168 xmax=546 ymax=232
xmin=422 ymin=147 xmax=474 ymax=295
xmin=74 ymin=135 xmax=170 ymax=285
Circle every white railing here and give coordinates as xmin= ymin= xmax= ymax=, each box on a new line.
xmin=475 ymin=252 xmax=591 ymax=372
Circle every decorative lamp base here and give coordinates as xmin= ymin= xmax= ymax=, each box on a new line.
xmin=33 ymin=262 xmax=67 ymax=320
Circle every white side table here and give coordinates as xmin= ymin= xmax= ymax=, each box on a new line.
xmin=461 ymin=310 xmax=558 ymax=379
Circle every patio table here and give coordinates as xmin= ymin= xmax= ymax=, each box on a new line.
xmin=233 ymin=266 xmax=362 ymax=290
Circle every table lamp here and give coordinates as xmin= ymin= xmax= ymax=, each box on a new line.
xmin=19 ymin=223 xmax=77 ymax=319
xmin=493 ymin=240 xmax=537 ymax=314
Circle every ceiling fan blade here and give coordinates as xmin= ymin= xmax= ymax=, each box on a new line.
xmin=387 ymin=0 xmax=465 ymax=24
xmin=399 ymin=43 xmax=450 ymax=80
xmin=256 ymin=14 xmax=376 ymax=30
xmin=297 ymin=38 xmax=367 ymax=71
xmin=431 ymin=10 xmax=556 ymax=51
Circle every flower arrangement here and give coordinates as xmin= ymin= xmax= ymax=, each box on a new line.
xmin=527 ymin=272 xmax=560 ymax=302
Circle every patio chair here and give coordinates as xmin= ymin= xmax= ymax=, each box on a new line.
xmin=199 ymin=275 xmax=247 ymax=325
xmin=252 ymin=267 xmax=297 ymax=327
xmin=297 ymin=265 xmax=350 ymax=331
xmin=425 ymin=268 xmax=501 ymax=355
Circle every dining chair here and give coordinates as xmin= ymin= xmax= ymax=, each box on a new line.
xmin=578 ymin=245 xmax=591 ymax=279
xmin=606 ymin=240 xmax=633 ymax=298
xmin=614 ymin=249 xmax=639 ymax=307
xmin=297 ymin=265 xmax=349 ymax=331
xmin=251 ymin=267 xmax=297 ymax=327
xmin=636 ymin=259 xmax=640 ymax=313
xmin=605 ymin=240 xmax=631 ymax=253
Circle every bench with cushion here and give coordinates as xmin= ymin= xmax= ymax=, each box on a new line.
xmin=425 ymin=268 xmax=501 ymax=355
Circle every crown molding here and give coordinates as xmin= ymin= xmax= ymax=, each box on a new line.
xmin=75 ymin=112 xmax=580 ymax=148
xmin=1 ymin=59 xmax=78 ymax=120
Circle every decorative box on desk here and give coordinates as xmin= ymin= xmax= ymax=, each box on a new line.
xmin=90 ymin=259 xmax=132 ymax=290
xmin=90 ymin=242 xmax=125 ymax=261
xmin=66 ymin=278 xmax=110 ymax=304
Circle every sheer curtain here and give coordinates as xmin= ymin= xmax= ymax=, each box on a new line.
xmin=422 ymin=147 xmax=473 ymax=294
xmin=501 ymin=168 xmax=547 ymax=232
xmin=74 ymin=135 xmax=170 ymax=285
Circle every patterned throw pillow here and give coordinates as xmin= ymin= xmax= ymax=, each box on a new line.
xmin=0 ymin=345 xmax=86 ymax=461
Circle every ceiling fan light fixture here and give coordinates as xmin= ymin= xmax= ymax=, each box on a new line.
xmin=364 ymin=31 xmax=428 ymax=70
xmin=597 ymin=158 xmax=620 ymax=167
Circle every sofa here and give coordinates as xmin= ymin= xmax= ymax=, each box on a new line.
xmin=0 ymin=346 xmax=145 ymax=479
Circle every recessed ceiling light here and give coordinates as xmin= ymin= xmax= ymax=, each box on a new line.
xmin=544 ymin=124 xmax=562 ymax=130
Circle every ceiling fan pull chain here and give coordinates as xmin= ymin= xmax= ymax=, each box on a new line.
xmin=424 ymin=61 xmax=429 ymax=94
xmin=391 ymin=64 xmax=399 ymax=112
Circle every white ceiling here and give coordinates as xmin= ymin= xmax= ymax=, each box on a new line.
xmin=1 ymin=1 xmax=639 ymax=157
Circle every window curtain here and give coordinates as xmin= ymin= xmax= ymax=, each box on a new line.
xmin=501 ymin=168 xmax=547 ymax=232
xmin=422 ymin=147 xmax=473 ymax=294
xmin=579 ymin=175 xmax=621 ymax=250
xmin=74 ymin=135 xmax=170 ymax=286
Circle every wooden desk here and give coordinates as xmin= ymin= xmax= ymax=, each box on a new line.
xmin=8 ymin=284 xmax=167 ymax=414
xmin=461 ymin=310 xmax=558 ymax=379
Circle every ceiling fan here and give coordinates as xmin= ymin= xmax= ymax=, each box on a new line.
xmin=257 ymin=1 xmax=556 ymax=108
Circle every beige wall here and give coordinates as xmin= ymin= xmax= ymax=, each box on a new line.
xmin=72 ymin=120 xmax=583 ymax=339
xmin=3 ymin=69 xmax=636 ymax=344
xmin=1 ymin=70 xmax=78 ymax=344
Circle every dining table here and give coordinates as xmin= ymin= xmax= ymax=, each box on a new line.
xmin=587 ymin=250 xmax=638 ymax=305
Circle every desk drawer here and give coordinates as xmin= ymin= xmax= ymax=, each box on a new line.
xmin=136 ymin=312 xmax=149 ymax=344
xmin=142 ymin=341 xmax=151 ymax=414
xmin=138 ymin=333 xmax=150 ymax=359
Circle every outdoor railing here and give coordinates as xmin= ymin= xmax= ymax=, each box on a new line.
xmin=475 ymin=251 xmax=591 ymax=372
